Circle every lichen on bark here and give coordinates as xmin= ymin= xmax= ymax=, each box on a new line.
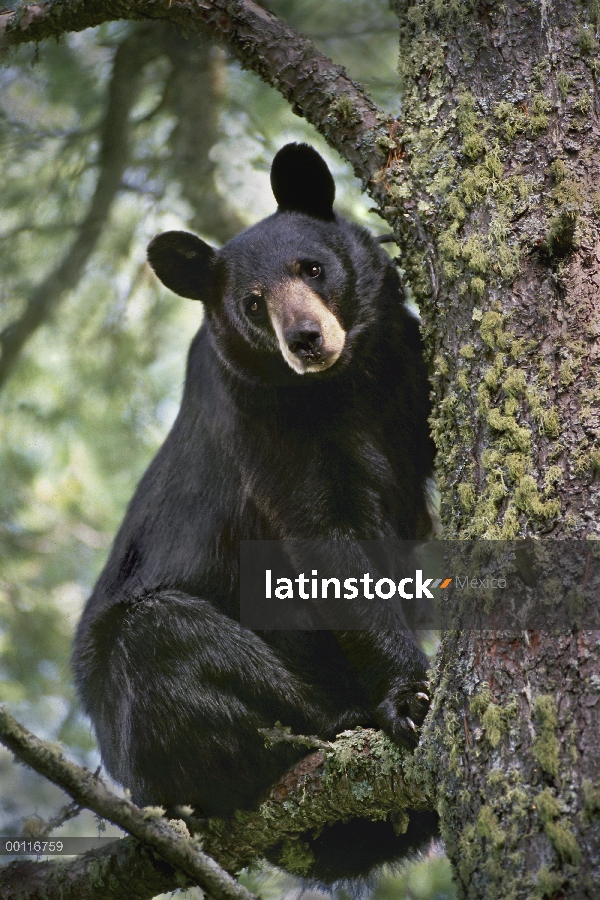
xmin=387 ymin=0 xmax=600 ymax=896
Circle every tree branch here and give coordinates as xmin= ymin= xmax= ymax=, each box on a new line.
xmin=0 ymin=705 xmax=257 ymax=900
xmin=0 ymin=1 xmax=396 ymax=185
xmin=0 ymin=24 xmax=159 ymax=390
xmin=159 ymin=30 xmax=246 ymax=243
xmin=0 ymin=834 xmax=188 ymax=900
xmin=0 ymin=704 xmax=433 ymax=900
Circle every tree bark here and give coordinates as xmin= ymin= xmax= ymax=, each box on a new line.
xmin=387 ymin=0 xmax=600 ymax=896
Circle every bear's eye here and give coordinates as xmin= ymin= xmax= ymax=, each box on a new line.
xmin=304 ymin=262 xmax=322 ymax=279
xmin=244 ymin=295 xmax=264 ymax=318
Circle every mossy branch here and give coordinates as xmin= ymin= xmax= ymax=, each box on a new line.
xmin=0 ymin=0 xmax=397 ymax=189
xmin=0 ymin=706 xmax=434 ymax=900
xmin=0 ymin=704 xmax=257 ymax=900
xmin=202 ymin=727 xmax=433 ymax=873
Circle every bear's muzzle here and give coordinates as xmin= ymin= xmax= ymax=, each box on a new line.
xmin=267 ymin=281 xmax=346 ymax=374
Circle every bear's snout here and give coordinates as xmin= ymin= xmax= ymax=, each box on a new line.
xmin=285 ymin=323 xmax=323 ymax=359
xmin=267 ymin=281 xmax=346 ymax=375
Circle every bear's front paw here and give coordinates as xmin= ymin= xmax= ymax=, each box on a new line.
xmin=373 ymin=682 xmax=431 ymax=750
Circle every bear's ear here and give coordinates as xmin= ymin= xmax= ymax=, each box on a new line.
xmin=270 ymin=143 xmax=335 ymax=221
xmin=147 ymin=231 xmax=216 ymax=301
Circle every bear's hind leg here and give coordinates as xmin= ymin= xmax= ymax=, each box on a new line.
xmin=75 ymin=590 xmax=317 ymax=815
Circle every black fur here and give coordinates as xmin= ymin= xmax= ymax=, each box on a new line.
xmin=270 ymin=142 xmax=335 ymax=220
xmin=73 ymin=143 xmax=437 ymax=881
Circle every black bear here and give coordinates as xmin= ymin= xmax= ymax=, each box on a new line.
xmin=73 ymin=143 xmax=437 ymax=880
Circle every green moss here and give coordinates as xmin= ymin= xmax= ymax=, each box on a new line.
xmin=433 ymin=353 xmax=449 ymax=376
xmin=582 ymin=779 xmax=600 ymax=823
xmin=538 ymin=407 xmax=560 ymax=438
xmin=549 ymin=158 xmax=568 ymax=181
xmin=462 ymin=132 xmax=488 ymax=160
xmin=457 ymin=370 xmax=469 ymax=390
xmin=457 ymin=90 xmax=481 ymax=135
xmin=459 ymin=343 xmax=475 ymax=359
xmin=463 ymin=235 xmax=490 ymax=273
xmin=494 ymin=242 xmax=521 ymax=280
xmin=503 ymin=368 xmax=526 ymax=396
xmin=475 ymin=805 xmax=505 ymax=847
xmin=439 ymin=229 xmax=462 ymax=260
xmin=543 ymin=465 xmax=563 ymax=493
xmin=573 ymin=91 xmax=592 ymax=116
xmin=446 ymin=194 xmax=466 ymax=221
xmin=535 ymin=787 xmax=581 ymax=864
xmin=545 ymin=820 xmax=582 ymax=864
xmin=574 ymin=447 xmax=600 ymax=476
xmin=554 ymin=180 xmax=583 ymax=208
xmin=487 ymin=410 xmax=531 ymax=452
xmin=481 ymin=703 xmax=509 ymax=748
xmin=514 ymin=475 xmax=560 ymax=519
xmin=324 ymin=728 xmax=404 ymax=783
xmin=559 ymin=359 xmax=578 ymax=386
xmin=277 ymin=838 xmax=315 ymax=876
xmin=484 ymin=148 xmax=503 ymax=181
xmin=481 ymin=448 xmax=502 ymax=469
xmin=532 ymin=59 xmax=550 ymax=87
xmin=546 ymin=210 xmax=578 ymax=257
xmin=556 ymin=73 xmax=572 ymax=101
xmin=457 ymin=482 xmax=475 ymax=511
xmin=494 ymin=100 xmax=527 ymax=141
xmin=536 ymin=787 xmax=561 ymax=823
xmin=470 ymin=684 xmax=492 ymax=717
xmin=483 ymin=366 xmax=500 ymax=391
xmin=480 ymin=311 xmax=504 ymax=347
xmin=330 ymin=94 xmax=361 ymax=126
xmin=505 ymin=453 xmax=527 ymax=480
xmin=530 ymin=94 xmax=551 ymax=133
xmin=534 ymin=866 xmax=567 ymax=898
xmin=470 ymin=687 xmax=516 ymax=748
xmin=532 ymin=696 xmax=559 ymax=779
xmin=376 ymin=135 xmax=399 ymax=153
xmin=471 ymin=276 xmax=486 ymax=296
xmin=577 ymin=26 xmax=595 ymax=54
xmin=460 ymin=167 xmax=491 ymax=206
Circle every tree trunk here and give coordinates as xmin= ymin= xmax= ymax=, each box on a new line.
xmin=388 ymin=0 xmax=600 ymax=895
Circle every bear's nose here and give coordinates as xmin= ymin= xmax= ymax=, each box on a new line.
xmin=285 ymin=324 xmax=323 ymax=357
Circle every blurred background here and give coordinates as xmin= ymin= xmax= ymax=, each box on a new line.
xmin=0 ymin=1 xmax=454 ymax=896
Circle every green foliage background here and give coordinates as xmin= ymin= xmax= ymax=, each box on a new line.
xmin=0 ymin=3 xmax=454 ymax=897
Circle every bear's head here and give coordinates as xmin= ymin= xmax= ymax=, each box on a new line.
xmin=147 ymin=144 xmax=393 ymax=384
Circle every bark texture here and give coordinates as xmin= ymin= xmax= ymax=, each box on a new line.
xmin=384 ymin=1 xmax=600 ymax=896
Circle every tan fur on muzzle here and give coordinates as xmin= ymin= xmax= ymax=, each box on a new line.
xmin=266 ymin=281 xmax=346 ymax=374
